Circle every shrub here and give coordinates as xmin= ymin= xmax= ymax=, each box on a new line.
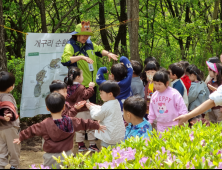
xmin=52 ymin=122 xmax=222 ymax=169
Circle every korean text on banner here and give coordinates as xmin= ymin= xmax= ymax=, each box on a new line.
xmin=20 ymin=33 xmax=71 ymax=118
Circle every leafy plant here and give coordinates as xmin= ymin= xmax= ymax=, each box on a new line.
xmin=52 ymin=122 xmax=222 ymax=169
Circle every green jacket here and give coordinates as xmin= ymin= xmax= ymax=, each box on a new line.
xmin=61 ymin=38 xmax=104 ymax=87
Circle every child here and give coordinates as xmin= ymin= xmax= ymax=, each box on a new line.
xmin=179 ymin=61 xmax=191 ymax=94
xmin=188 ymin=115 xmax=210 ymax=128
xmin=130 ymin=60 xmax=144 ymax=97
xmin=205 ymin=57 xmax=220 ymax=84
xmin=148 ymin=70 xmax=188 ymax=132
xmin=144 ymin=57 xmax=160 ymax=69
xmin=13 ymin=93 xmax=105 ymax=169
xmin=123 ymin=95 xmax=152 ymax=140
xmin=49 ymin=80 xmax=85 ymax=118
xmin=96 ymin=56 xmax=133 ymax=110
xmin=0 ymin=71 xmax=20 ymax=169
xmin=168 ymin=63 xmax=189 ymax=107
xmin=186 ymin=65 xmax=211 ymax=115
xmin=141 ymin=61 xmax=159 ymax=119
xmin=86 ymin=81 xmax=125 ymax=148
xmin=206 ymin=61 xmax=222 ymax=123
xmin=64 ymin=66 xmax=98 ymax=152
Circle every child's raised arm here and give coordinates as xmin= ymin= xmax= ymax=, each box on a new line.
xmin=13 ymin=123 xmax=43 ymax=144
xmin=118 ymin=56 xmax=133 ymax=87
xmin=96 ymin=67 xmax=108 ymax=85
xmin=174 ymin=99 xmax=215 ymax=125
xmin=71 ymin=117 xmax=106 ymax=132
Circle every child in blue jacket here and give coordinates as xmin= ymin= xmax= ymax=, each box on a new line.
xmin=123 ymin=95 xmax=152 ymax=140
xmin=96 ymin=56 xmax=133 ymax=110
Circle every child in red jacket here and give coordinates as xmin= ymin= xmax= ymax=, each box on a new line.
xmin=13 ymin=93 xmax=106 ymax=169
xmin=179 ymin=61 xmax=191 ymax=94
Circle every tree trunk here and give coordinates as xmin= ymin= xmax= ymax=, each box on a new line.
xmin=114 ymin=0 xmax=127 ymax=56
xmin=35 ymin=0 xmax=47 ymax=33
xmin=127 ymin=0 xmax=139 ymax=61
xmin=0 ymin=0 xmax=7 ymax=71
xmin=99 ymin=1 xmax=111 ymax=51
xmin=204 ymin=0 xmax=220 ymax=58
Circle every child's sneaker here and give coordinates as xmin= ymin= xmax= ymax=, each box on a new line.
xmin=88 ymin=144 xmax=99 ymax=152
xmin=10 ymin=166 xmax=18 ymax=169
xmin=78 ymin=145 xmax=88 ymax=152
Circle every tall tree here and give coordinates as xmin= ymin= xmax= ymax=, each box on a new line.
xmin=0 ymin=0 xmax=7 ymax=71
xmin=127 ymin=0 xmax=139 ymax=60
xmin=99 ymin=1 xmax=111 ymax=51
xmin=114 ymin=0 xmax=127 ymax=56
xmin=34 ymin=0 xmax=47 ymax=33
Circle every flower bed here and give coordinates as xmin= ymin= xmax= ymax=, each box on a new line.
xmin=35 ymin=122 xmax=222 ymax=169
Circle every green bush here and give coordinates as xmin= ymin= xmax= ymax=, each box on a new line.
xmin=53 ymin=122 xmax=222 ymax=169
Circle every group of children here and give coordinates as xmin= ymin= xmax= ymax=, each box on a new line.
xmin=1 ymin=56 xmax=222 ymax=168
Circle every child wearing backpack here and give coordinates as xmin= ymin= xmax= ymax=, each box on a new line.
xmin=96 ymin=56 xmax=133 ymax=111
xmin=0 ymin=71 xmax=20 ymax=169
xmin=186 ymin=65 xmax=211 ymax=115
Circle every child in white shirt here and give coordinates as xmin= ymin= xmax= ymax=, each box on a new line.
xmin=86 ymin=80 xmax=125 ymax=148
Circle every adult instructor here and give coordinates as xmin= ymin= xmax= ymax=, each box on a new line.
xmin=61 ymin=21 xmax=118 ymax=103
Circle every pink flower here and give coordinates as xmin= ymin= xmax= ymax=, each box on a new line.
xmin=161 ymin=147 xmax=166 ymax=154
xmin=202 ymin=157 xmax=205 ymax=163
xmin=186 ymin=162 xmax=191 ymax=168
xmin=216 ymin=162 xmax=222 ymax=169
xmin=189 ymin=131 xmax=194 ymax=141
xmin=167 ymin=150 xmax=171 ymax=156
xmin=208 ymin=161 xmax=213 ymax=167
xmin=139 ymin=157 xmax=148 ymax=165
xmin=30 ymin=165 xmax=39 ymax=169
xmin=217 ymin=149 xmax=222 ymax=155
xmin=200 ymin=140 xmax=206 ymax=146
xmin=40 ymin=165 xmax=50 ymax=169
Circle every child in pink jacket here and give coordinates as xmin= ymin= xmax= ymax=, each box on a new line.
xmin=148 ymin=70 xmax=188 ymax=132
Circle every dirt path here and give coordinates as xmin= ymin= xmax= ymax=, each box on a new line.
xmin=5 ymin=139 xmax=101 ymax=169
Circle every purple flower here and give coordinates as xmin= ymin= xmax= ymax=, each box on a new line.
xmin=139 ymin=157 xmax=148 ymax=165
xmin=40 ymin=165 xmax=50 ymax=169
xmin=208 ymin=161 xmax=213 ymax=167
xmin=217 ymin=150 xmax=222 ymax=155
xmin=167 ymin=150 xmax=171 ymax=156
xmin=186 ymin=162 xmax=191 ymax=169
xmin=30 ymin=165 xmax=39 ymax=169
xmin=200 ymin=140 xmax=206 ymax=146
xmin=162 ymin=147 xmax=166 ymax=154
xmin=114 ymin=157 xmax=125 ymax=166
xmin=216 ymin=162 xmax=222 ymax=169
xmin=189 ymin=131 xmax=194 ymax=141
xmin=191 ymin=166 xmax=195 ymax=169
xmin=202 ymin=157 xmax=205 ymax=163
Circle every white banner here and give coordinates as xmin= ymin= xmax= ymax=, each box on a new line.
xmin=20 ymin=33 xmax=71 ymax=118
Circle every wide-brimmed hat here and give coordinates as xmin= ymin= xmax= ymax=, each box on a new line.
xmin=70 ymin=21 xmax=94 ymax=36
